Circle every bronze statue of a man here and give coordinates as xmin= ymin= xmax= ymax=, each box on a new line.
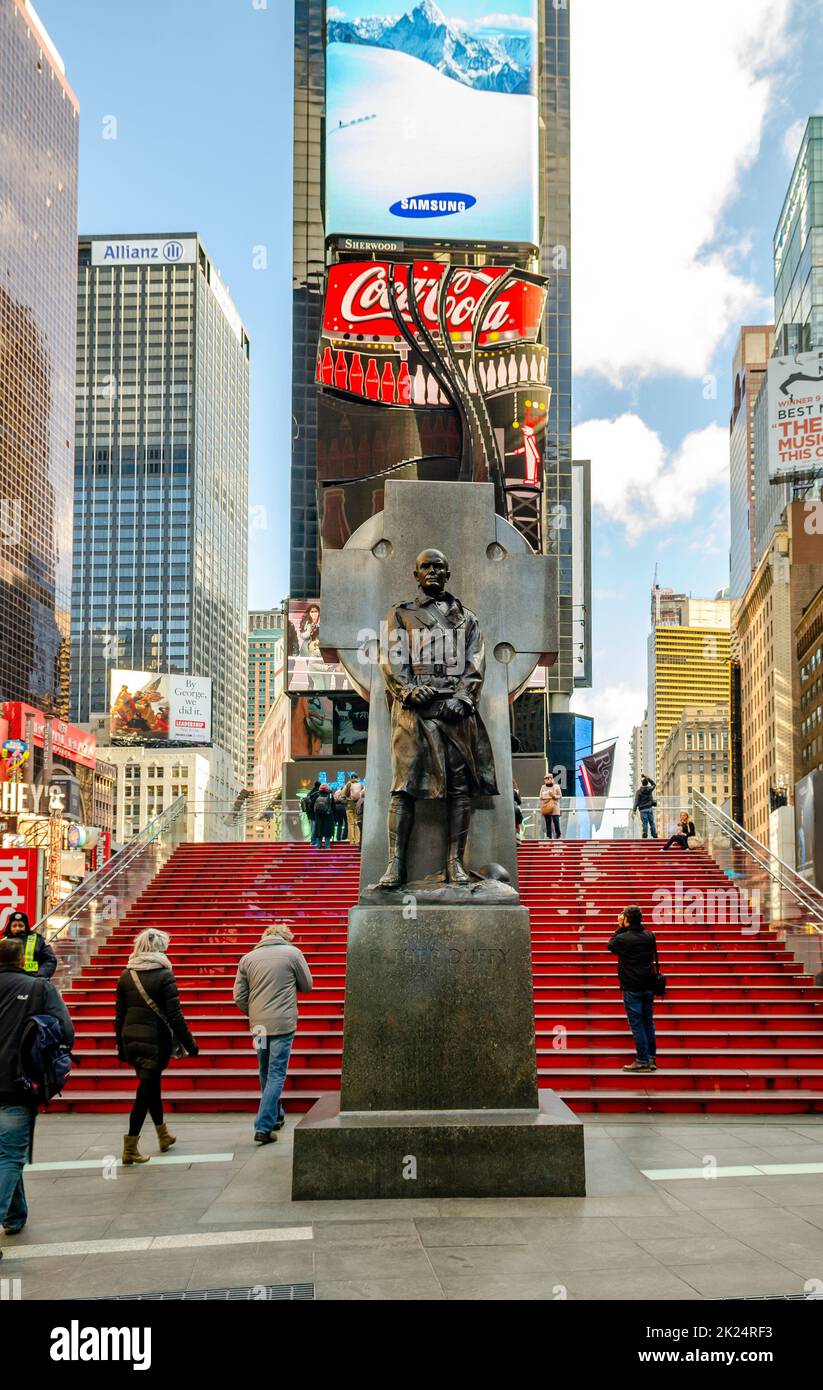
xmin=377 ymin=549 xmax=499 ymax=889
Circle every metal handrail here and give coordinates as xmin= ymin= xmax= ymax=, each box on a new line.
xmin=37 ymin=795 xmax=187 ymax=942
xmin=692 ymin=790 xmax=823 ymax=930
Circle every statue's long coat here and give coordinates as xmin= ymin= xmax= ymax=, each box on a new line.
xmin=381 ymin=590 xmax=499 ymax=800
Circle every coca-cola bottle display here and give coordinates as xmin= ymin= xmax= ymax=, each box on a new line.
xmin=315 ymin=351 xmax=323 ymax=383
xmin=397 ymin=359 xmax=412 ymax=405
xmin=334 ymin=351 xmax=348 ymax=393
xmin=364 ymin=357 xmax=380 ymax=401
xmin=321 ymin=345 xmax=334 ymax=386
xmin=338 ymin=430 xmax=356 ymax=475
xmin=380 ymin=360 xmax=396 ymax=404
xmin=321 ymin=486 xmax=350 ymax=549
xmin=349 ymin=353 xmax=364 ymax=397
xmin=412 ymin=363 xmax=427 ymax=405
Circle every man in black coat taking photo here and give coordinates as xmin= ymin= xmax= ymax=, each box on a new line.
xmin=608 ymin=905 xmax=659 ymax=1074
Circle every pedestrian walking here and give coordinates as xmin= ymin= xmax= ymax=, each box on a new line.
xmin=663 ymin=810 xmax=696 ymax=851
xmin=607 ymin=905 xmax=661 ymax=1073
xmin=344 ymin=775 xmax=363 ymax=845
xmin=233 ymin=922 xmax=313 ymax=1144
xmin=1 ymin=910 xmax=57 ymax=979
xmin=0 ymin=935 xmax=74 ymax=1249
xmin=115 ymin=928 xmax=198 ymax=1165
xmin=632 ymin=773 xmax=658 ymax=839
xmin=311 ymin=782 xmax=335 ymax=849
xmin=513 ymin=781 xmax=523 ymax=842
xmin=539 ymin=773 xmax=562 ymax=839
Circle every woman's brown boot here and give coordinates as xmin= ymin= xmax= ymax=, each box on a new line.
xmin=122 ymin=1135 xmax=150 ymax=1165
xmin=155 ymin=1123 xmax=176 ymax=1153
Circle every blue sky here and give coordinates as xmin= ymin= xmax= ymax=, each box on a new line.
xmin=34 ymin=0 xmax=823 ymax=791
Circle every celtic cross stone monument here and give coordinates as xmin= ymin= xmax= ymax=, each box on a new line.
xmin=291 ymin=480 xmax=586 ymax=1199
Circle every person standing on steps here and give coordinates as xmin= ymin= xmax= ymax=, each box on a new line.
xmin=539 ymin=773 xmax=562 ymax=839
xmin=311 ymin=782 xmax=335 ymax=849
xmin=632 ymin=773 xmax=658 ymax=839
xmin=332 ymin=782 xmax=348 ymax=842
xmin=1 ymin=910 xmax=57 ymax=979
xmin=343 ymin=774 xmax=363 ymax=846
xmin=607 ymin=905 xmax=659 ymax=1074
xmin=233 ymin=922 xmax=313 ymax=1145
xmin=115 ymin=928 xmax=198 ymax=1165
xmin=305 ymin=779 xmax=321 ymax=846
xmin=0 ymin=935 xmax=74 ymax=1252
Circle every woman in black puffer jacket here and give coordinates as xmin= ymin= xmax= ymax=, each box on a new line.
xmin=115 ymin=928 xmax=198 ymax=1164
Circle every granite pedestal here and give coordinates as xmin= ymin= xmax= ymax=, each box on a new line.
xmin=292 ymin=907 xmax=586 ymax=1200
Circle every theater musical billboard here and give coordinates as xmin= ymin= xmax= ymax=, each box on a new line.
xmin=325 ymin=1 xmax=539 ymax=245
xmin=767 ymin=351 xmax=823 ymax=479
xmin=110 ymin=671 xmax=212 ymax=745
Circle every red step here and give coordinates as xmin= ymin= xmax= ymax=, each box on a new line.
xmin=52 ymin=841 xmax=823 ymax=1116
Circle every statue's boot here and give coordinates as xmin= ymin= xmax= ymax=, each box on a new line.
xmin=446 ymin=796 xmax=471 ymax=886
xmin=378 ymin=796 xmax=414 ymax=888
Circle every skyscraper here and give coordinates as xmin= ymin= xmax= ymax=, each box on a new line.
xmin=728 ymin=326 xmax=773 ymax=600
xmin=71 ymin=234 xmax=250 ymax=782
xmin=646 ymin=589 xmax=731 ymax=779
xmin=289 ymin=0 xmax=581 ymax=700
xmin=749 ymin=116 xmax=823 ymax=575
xmin=0 ymin=0 xmax=78 ymax=713
xmin=247 ymin=607 xmax=285 ymax=789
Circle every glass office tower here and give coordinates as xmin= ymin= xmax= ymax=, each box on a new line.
xmin=289 ymin=0 xmax=580 ymax=697
xmin=71 ymin=235 xmax=250 ymax=782
xmin=0 ymin=0 xmax=78 ymax=713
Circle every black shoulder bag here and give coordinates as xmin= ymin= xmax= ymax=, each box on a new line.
xmin=129 ymin=970 xmax=187 ymax=1059
xmin=652 ymin=944 xmax=667 ymax=998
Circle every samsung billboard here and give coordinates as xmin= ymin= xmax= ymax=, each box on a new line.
xmin=325 ymin=1 xmax=539 ymax=246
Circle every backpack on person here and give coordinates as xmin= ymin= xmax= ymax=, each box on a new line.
xmin=17 ymin=1013 xmax=73 ymax=1107
xmin=314 ymin=791 xmax=332 ymax=817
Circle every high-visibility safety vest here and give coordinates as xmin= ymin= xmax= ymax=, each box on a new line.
xmin=22 ymin=933 xmax=39 ymax=973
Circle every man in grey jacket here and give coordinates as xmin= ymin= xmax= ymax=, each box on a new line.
xmin=232 ymin=922 xmax=313 ymax=1145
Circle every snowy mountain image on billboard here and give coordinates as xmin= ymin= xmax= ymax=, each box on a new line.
xmin=325 ymin=0 xmax=539 ymax=244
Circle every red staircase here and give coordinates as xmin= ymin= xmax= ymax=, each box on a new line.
xmin=56 ymin=839 xmax=823 ymax=1115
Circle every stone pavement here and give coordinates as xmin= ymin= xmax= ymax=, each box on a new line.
xmin=1 ymin=1114 xmax=822 ymax=1301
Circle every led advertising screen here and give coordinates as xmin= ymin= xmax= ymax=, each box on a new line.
xmin=767 ymin=351 xmax=823 ymax=478
xmin=110 ymin=671 xmax=212 ymax=745
xmin=325 ymin=1 xmax=539 ymax=245
xmin=286 ymin=600 xmax=353 ymax=692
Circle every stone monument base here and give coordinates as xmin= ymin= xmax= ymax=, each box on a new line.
xmin=291 ymin=1090 xmax=585 ymax=1200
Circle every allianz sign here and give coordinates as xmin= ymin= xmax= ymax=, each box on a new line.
xmin=90 ymin=237 xmax=196 ymax=266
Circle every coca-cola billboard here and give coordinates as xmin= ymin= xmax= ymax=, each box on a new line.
xmin=322 ymin=263 xmax=545 ymax=349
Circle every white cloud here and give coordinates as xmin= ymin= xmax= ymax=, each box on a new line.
xmin=571 ymin=0 xmax=793 ymax=385
xmin=783 ymin=116 xmax=807 ymax=164
xmin=573 ymin=414 xmax=728 ymax=540
xmin=571 ymin=683 xmax=647 ymax=799
xmin=326 ymin=5 xmax=345 ymax=17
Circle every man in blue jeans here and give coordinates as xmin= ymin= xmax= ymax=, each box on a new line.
xmin=0 ymin=935 xmax=74 ymax=1255
xmin=607 ymin=905 xmax=658 ymax=1073
xmin=632 ymin=774 xmax=657 ymax=839
xmin=233 ymin=922 xmax=313 ymax=1144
